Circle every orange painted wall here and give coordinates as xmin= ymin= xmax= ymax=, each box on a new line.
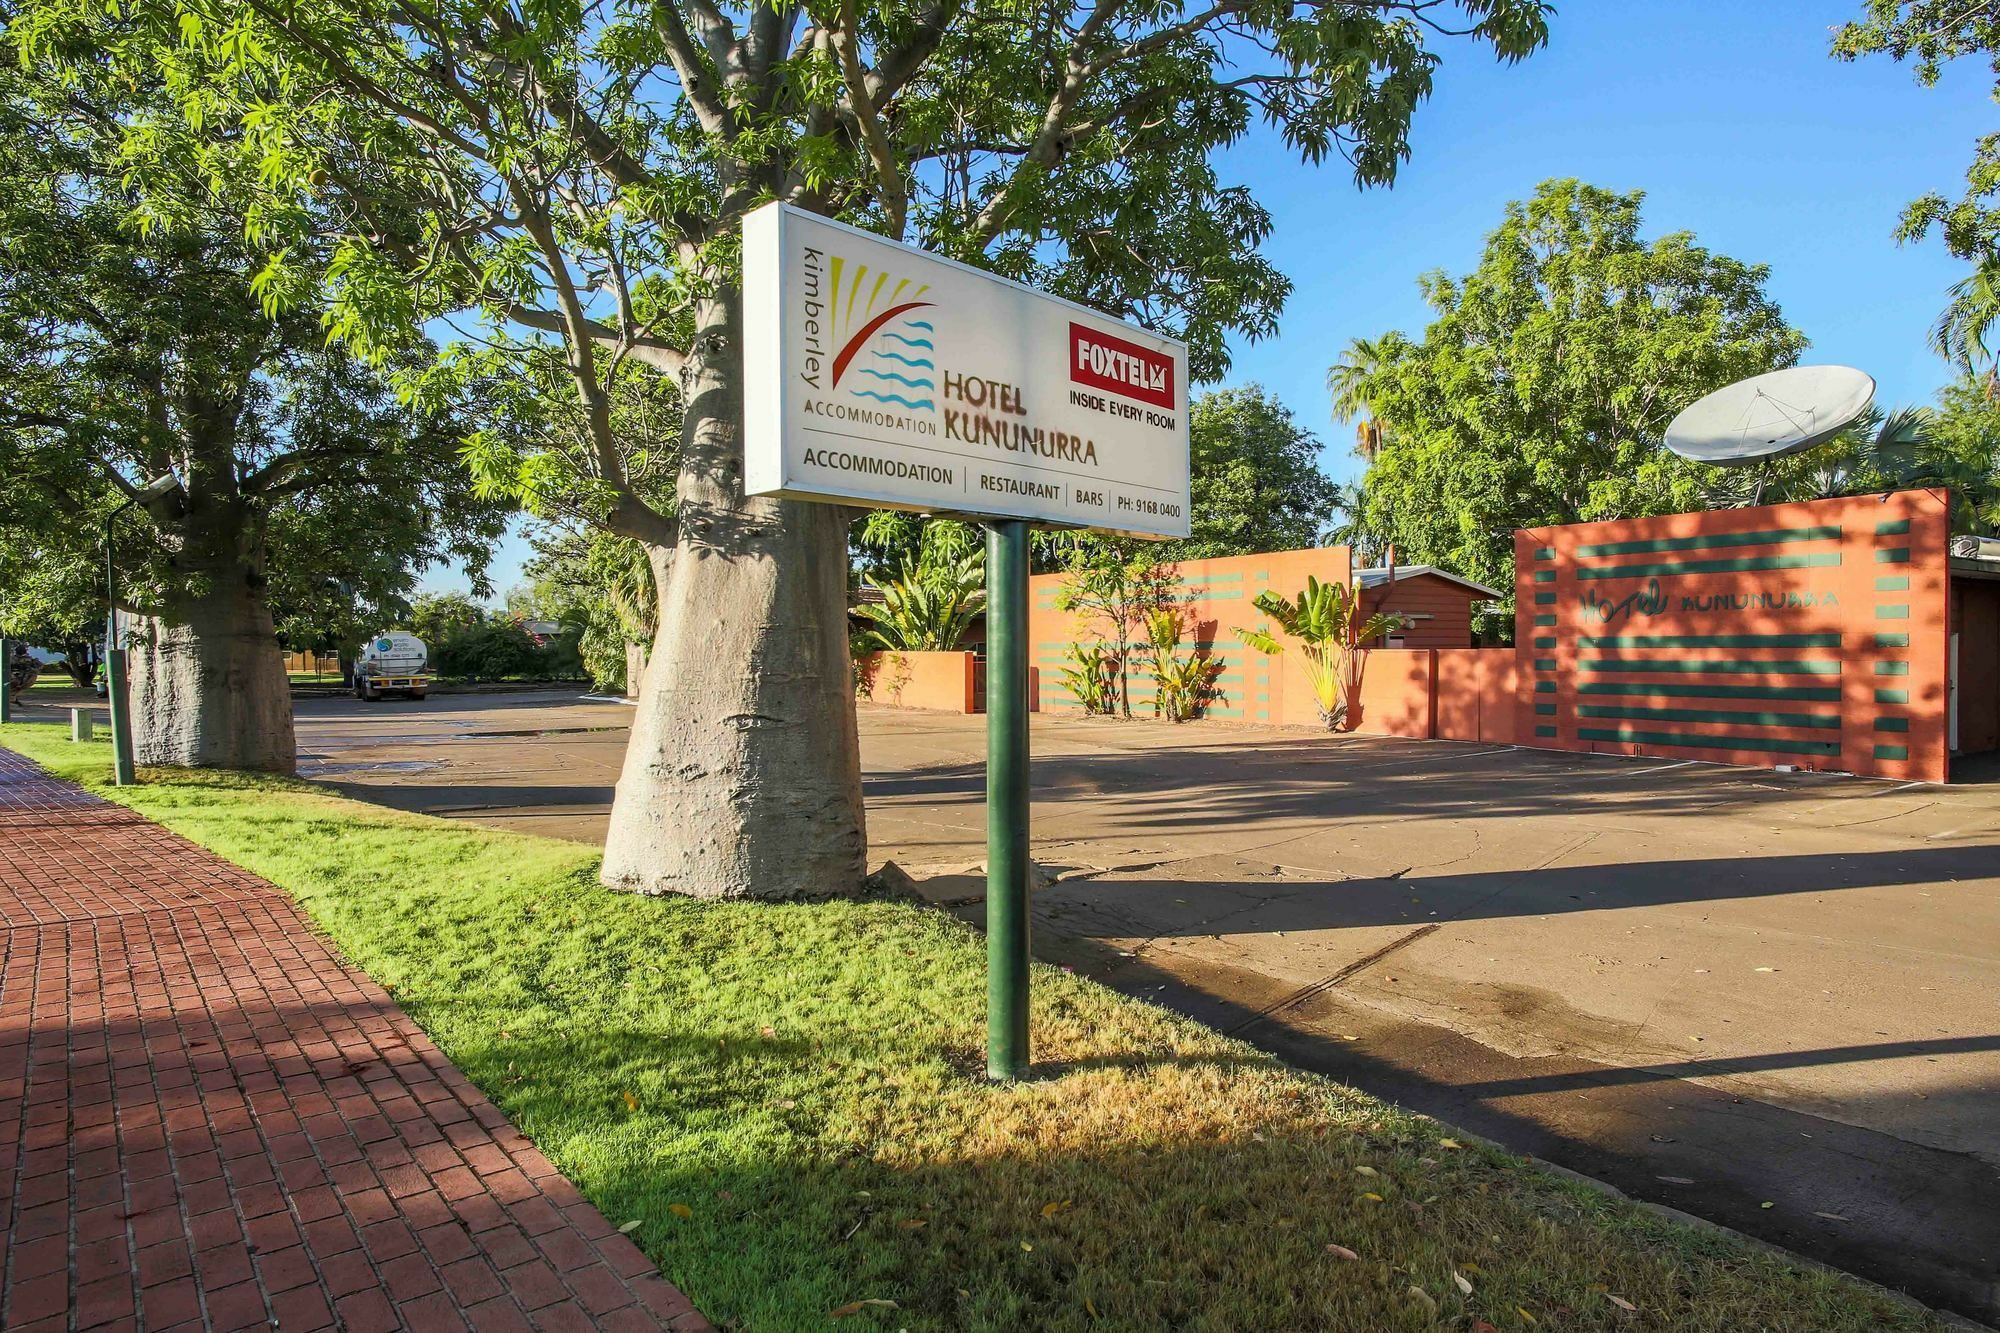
xmin=1515 ymin=489 xmax=1950 ymax=782
xmin=855 ymin=651 xmax=976 ymax=713
xmin=1029 ymin=548 xmax=1354 ymax=723
xmin=1361 ymin=573 xmax=1484 ymax=648
xmin=1349 ymin=649 xmax=1435 ymax=738
xmin=1435 ymin=649 xmax=1520 ymax=743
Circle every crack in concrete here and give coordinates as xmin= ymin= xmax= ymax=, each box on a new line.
xmin=1224 ymin=923 xmax=1443 ymax=1034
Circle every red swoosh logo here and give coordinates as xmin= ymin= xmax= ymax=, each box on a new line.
xmin=832 ymin=301 xmax=935 ymax=388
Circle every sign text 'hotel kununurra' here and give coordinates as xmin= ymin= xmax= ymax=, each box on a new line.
xmin=742 ymin=203 xmax=1192 ymax=538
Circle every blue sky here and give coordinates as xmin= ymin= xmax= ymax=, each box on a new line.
xmin=428 ymin=0 xmax=1994 ymax=598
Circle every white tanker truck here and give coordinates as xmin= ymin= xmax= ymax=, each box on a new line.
xmin=353 ymin=632 xmax=430 ymax=702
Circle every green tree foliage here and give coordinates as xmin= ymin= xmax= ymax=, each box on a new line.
xmin=516 ymin=530 xmax=662 ymax=691
xmin=434 ymin=620 xmax=542 ymax=682
xmin=0 ymin=537 xmax=104 ymax=684
xmin=17 ymin=0 xmax=1550 ymax=885
xmin=410 ymin=592 xmax=488 ymax=648
xmin=0 ymin=62 xmax=507 ymax=766
xmin=1338 ymin=179 xmax=1809 ymax=600
xmin=1834 ymin=2 xmax=2000 ymax=367
xmin=1052 ymin=557 xmax=1183 ymax=718
xmin=1919 ymin=375 xmax=2000 ymax=531
xmin=1160 ymin=386 xmax=1341 ymax=560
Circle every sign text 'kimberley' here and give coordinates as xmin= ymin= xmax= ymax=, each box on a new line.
xmin=742 ymin=203 xmax=1192 ymax=537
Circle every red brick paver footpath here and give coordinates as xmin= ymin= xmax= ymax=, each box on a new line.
xmin=0 ymin=747 xmax=712 ymax=1332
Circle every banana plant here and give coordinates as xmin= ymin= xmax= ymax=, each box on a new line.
xmin=853 ymin=552 xmax=986 ymax=652
xmin=1056 ymin=641 xmax=1116 ymax=715
xmin=1239 ymin=576 xmax=1402 ymax=729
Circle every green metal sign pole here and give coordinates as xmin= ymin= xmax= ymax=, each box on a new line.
xmin=985 ymin=519 xmax=1031 ymax=1081
xmin=0 ymin=636 xmax=13 ymax=723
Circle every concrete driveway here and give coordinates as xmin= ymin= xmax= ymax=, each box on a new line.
xmin=270 ymin=692 xmax=2000 ymax=1321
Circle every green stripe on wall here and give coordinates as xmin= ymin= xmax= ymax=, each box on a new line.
xmin=1875 ymin=576 xmax=1910 ymax=592
xmin=1874 ymin=661 xmax=1909 ymax=676
xmin=1534 ymin=658 xmax=1556 ymax=671
xmin=1534 ymin=703 xmax=1556 ymax=716
xmin=1875 ymin=547 xmax=1911 ymax=564
xmin=1534 ymin=615 xmax=1557 ymax=627
xmin=1573 ymin=525 xmax=1840 ymax=557
xmin=1533 ymin=570 xmax=1556 ymax=583
xmin=1533 ymin=637 xmax=1555 ymax=649
xmin=1875 ymin=717 xmax=1910 ymax=733
xmin=1875 ymin=744 xmax=1910 ymax=760
xmin=1535 ymin=725 xmax=1557 ymax=737
xmin=1533 ymin=547 xmax=1555 ymax=560
xmin=1875 ymin=633 xmax=1909 ymax=648
xmin=1577 ymin=727 xmax=1840 ymax=756
xmin=1581 ymin=633 xmax=1840 ymax=648
xmin=1577 ymin=552 xmax=1841 ymax=580
xmin=1534 ymin=592 xmax=1556 ymax=605
xmin=1577 ymin=681 xmax=1841 ymax=702
xmin=1534 ymin=682 xmax=1555 ymax=694
xmin=1578 ymin=659 xmax=1839 ymax=676
xmin=1876 ymin=519 xmax=1911 ymax=535
xmin=1874 ymin=688 xmax=1909 ymax=704
xmin=1578 ymin=704 xmax=1838 ymax=729
xmin=1876 ymin=604 xmax=1910 ymax=619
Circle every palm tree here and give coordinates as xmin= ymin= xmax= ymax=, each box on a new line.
xmin=1327 ymin=334 xmax=1401 ymax=460
xmin=1321 ymin=481 xmax=1390 ymax=566
xmin=1238 ymin=576 xmax=1401 ymax=730
xmin=1701 ymin=405 xmax=1937 ymax=509
xmin=1933 ymin=259 xmax=2000 ymax=372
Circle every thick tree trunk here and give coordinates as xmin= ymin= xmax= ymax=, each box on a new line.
xmin=600 ymin=294 xmax=867 ymax=899
xmin=61 ymin=642 xmax=100 ymax=688
xmin=129 ymin=564 xmax=296 ymax=774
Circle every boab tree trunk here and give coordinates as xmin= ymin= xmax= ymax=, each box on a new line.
xmin=129 ymin=553 xmax=296 ymax=775
xmin=601 ymin=293 xmax=866 ymax=900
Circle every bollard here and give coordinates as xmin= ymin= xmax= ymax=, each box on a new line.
xmin=71 ymin=708 xmax=94 ymax=742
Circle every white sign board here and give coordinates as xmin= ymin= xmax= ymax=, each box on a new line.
xmin=742 ymin=203 xmax=1191 ymax=539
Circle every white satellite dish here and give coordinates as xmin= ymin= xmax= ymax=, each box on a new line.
xmin=1664 ymin=365 xmax=1875 ymax=467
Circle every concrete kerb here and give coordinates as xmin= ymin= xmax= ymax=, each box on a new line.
xmin=872 ymin=849 xmax=1991 ymax=1332
xmin=1514 ymin=1147 xmax=1990 ymax=1331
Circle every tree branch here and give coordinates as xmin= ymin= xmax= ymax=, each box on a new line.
xmin=828 ymin=3 xmax=907 ymax=238
xmin=502 ymin=302 xmax=688 ymax=376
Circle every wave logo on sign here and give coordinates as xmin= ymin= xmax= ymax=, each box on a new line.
xmin=828 ymin=257 xmax=936 ymax=411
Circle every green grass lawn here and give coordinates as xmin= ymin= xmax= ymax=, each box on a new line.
xmin=0 ymin=724 xmax=1946 ymax=1332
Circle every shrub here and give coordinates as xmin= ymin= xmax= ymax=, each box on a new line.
xmin=435 ymin=621 xmax=540 ymax=682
